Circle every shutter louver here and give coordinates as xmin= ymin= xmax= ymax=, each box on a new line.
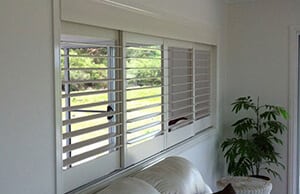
xmin=168 ymin=47 xmax=193 ymax=131
xmin=195 ymin=50 xmax=211 ymax=120
xmin=125 ymin=44 xmax=164 ymax=145
xmin=61 ymin=42 xmax=122 ymax=168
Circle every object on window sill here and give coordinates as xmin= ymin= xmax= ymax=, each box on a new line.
xmin=168 ymin=117 xmax=188 ymax=126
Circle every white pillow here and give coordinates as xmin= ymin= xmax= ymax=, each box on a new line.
xmin=95 ymin=177 xmax=160 ymax=194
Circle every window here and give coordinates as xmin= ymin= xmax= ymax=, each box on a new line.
xmin=59 ymin=22 xmax=215 ymax=193
xmin=61 ymin=44 xmax=121 ymax=168
xmin=126 ymin=43 xmax=163 ymax=145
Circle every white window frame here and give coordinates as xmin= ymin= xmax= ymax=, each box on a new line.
xmin=288 ymin=25 xmax=300 ymax=194
xmin=57 ymin=22 xmax=217 ymax=193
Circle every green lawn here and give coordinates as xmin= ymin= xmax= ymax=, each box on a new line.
xmin=61 ymin=46 xmax=163 ymax=161
xmin=62 ymin=87 xmax=162 ymax=147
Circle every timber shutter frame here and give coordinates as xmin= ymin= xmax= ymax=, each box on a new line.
xmin=59 ymin=22 xmax=215 ymax=193
xmin=124 ymin=33 xmax=166 ymax=166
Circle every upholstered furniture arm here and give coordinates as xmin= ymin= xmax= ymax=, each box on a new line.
xmin=133 ymin=156 xmax=212 ymax=194
xmin=95 ymin=177 xmax=160 ymax=194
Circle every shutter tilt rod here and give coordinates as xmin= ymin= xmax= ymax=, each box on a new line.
xmin=71 ymin=105 xmax=114 ymax=120
xmin=71 ymin=110 xmax=106 ymax=113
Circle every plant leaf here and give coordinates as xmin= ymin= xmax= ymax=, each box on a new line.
xmin=231 ymin=96 xmax=256 ymax=113
xmin=232 ymin=117 xmax=256 ymax=137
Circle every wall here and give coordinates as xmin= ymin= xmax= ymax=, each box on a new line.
xmin=0 ymin=1 xmax=56 ymax=194
xmin=223 ymin=0 xmax=300 ymax=193
xmin=61 ymin=0 xmax=225 ymax=45
xmin=179 ymin=130 xmax=221 ymax=191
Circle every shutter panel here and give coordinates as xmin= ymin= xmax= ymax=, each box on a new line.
xmin=60 ymin=23 xmax=122 ymax=192
xmin=165 ymin=40 xmax=194 ymax=147
xmin=168 ymin=47 xmax=193 ymax=131
xmin=124 ymin=33 xmax=165 ymax=165
xmin=195 ymin=50 xmax=210 ymax=119
xmin=61 ymin=42 xmax=122 ymax=168
xmin=126 ymin=44 xmax=164 ymax=145
xmin=193 ymin=47 xmax=213 ymax=132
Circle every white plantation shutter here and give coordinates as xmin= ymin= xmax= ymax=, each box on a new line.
xmin=61 ymin=44 xmax=122 ymax=167
xmin=124 ymin=33 xmax=165 ymax=165
xmin=58 ymin=23 xmax=216 ymax=192
xmin=168 ymin=47 xmax=193 ymax=130
xmin=165 ymin=40 xmax=194 ymax=147
xmin=61 ymin=23 xmax=122 ymax=192
xmin=193 ymin=46 xmax=213 ymax=132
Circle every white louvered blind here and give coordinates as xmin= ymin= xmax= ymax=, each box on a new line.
xmin=168 ymin=47 xmax=193 ymax=131
xmin=61 ymin=41 xmax=122 ymax=168
xmin=195 ymin=49 xmax=211 ymax=120
xmin=59 ymin=23 xmax=216 ymax=192
xmin=125 ymin=43 xmax=165 ymax=145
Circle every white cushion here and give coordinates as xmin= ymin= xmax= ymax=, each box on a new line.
xmin=95 ymin=177 xmax=160 ymax=194
xmin=133 ymin=156 xmax=212 ymax=194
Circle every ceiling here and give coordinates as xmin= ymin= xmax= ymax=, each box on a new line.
xmin=225 ymin=0 xmax=257 ymax=4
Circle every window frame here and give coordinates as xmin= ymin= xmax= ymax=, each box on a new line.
xmin=57 ymin=22 xmax=217 ymax=193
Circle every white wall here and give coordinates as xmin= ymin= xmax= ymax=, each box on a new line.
xmin=0 ymin=1 xmax=55 ymax=194
xmin=61 ymin=0 xmax=225 ymax=45
xmin=223 ymin=0 xmax=300 ymax=193
xmin=179 ymin=130 xmax=221 ymax=191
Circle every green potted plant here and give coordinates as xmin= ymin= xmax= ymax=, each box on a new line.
xmin=221 ymin=96 xmax=288 ymax=179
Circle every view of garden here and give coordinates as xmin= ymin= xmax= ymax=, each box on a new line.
xmin=61 ymin=44 xmax=163 ymax=165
